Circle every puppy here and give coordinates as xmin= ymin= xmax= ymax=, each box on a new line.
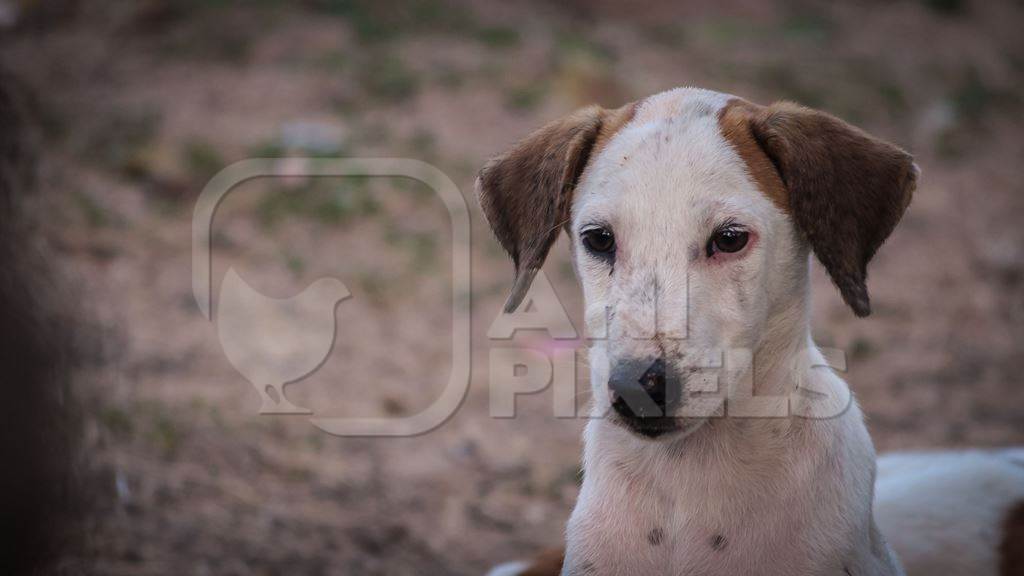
xmin=477 ymin=88 xmax=1024 ymax=576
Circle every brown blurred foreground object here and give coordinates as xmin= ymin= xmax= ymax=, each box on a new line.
xmin=0 ymin=68 xmax=81 ymax=574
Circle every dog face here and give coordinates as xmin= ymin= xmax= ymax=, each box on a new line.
xmin=571 ymin=90 xmax=805 ymax=437
xmin=477 ymin=88 xmax=917 ymax=438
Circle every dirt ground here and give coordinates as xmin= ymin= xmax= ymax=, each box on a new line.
xmin=2 ymin=0 xmax=1023 ymax=574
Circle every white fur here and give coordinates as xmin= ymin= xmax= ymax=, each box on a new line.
xmin=498 ymin=88 xmax=1022 ymax=576
xmin=876 ymin=450 xmax=1024 ymax=576
xmin=563 ymin=87 xmax=901 ymax=575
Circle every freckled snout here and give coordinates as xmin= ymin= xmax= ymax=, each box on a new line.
xmin=608 ymin=358 xmax=683 ymax=437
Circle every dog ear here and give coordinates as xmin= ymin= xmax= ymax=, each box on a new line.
xmin=750 ymin=102 xmax=919 ymax=317
xmin=476 ymin=105 xmax=606 ymax=312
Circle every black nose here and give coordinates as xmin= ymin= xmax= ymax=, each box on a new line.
xmin=608 ymin=357 xmax=669 ymax=419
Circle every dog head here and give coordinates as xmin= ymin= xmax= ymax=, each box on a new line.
xmin=477 ymin=88 xmax=917 ymax=438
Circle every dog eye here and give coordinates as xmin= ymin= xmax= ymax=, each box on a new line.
xmin=581 ymin=227 xmax=616 ymax=255
xmin=708 ymin=229 xmax=749 ymax=256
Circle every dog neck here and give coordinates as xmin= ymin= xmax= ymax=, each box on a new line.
xmin=567 ymin=269 xmax=903 ymax=575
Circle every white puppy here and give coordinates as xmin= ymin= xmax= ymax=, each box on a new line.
xmin=477 ymin=88 xmax=1024 ymax=576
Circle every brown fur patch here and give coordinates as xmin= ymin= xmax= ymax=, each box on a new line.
xmin=592 ymin=101 xmax=637 ymax=160
xmin=519 ymin=547 xmax=565 ymax=576
xmin=477 ymin=102 xmax=636 ymax=313
xmin=477 ymin=106 xmax=605 ymax=312
xmin=747 ymin=101 xmax=918 ymax=317
xmin=1001 ymin=500 xmax=1024 ymax=576
xmin=717 ymin=98 xmax=788 ymax=212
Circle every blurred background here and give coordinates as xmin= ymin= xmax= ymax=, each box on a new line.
xmin=1 ymin=0 xmax=1022 ymax=574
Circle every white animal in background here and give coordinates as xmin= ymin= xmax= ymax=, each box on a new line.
xmin=478 ymin=88 xmax=1024 ymax=576
xmin=217 ymin=267 xmax=350 ymax=414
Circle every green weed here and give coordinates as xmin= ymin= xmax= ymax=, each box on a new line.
xmin=98 ymin=406 xmax=135 ymax=439
xmin=505 ymin=83 xmax=547 ymax=112
xmin=182 ymin=139 xmax=225 ymax=184
xmin=476 ymin=26 xmax=520 ymax=49
xmin=358 ymin=52 xmax=421 ymax=103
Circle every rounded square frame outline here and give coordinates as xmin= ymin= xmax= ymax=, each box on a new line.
xmin=192 ymin=158 xmax=471 ymax=436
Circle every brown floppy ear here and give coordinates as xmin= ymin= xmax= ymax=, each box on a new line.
xmin=476 ymin=105 xmax=605 ymax=312
xmin=750 ymin=102 xmax=919 ymax=317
